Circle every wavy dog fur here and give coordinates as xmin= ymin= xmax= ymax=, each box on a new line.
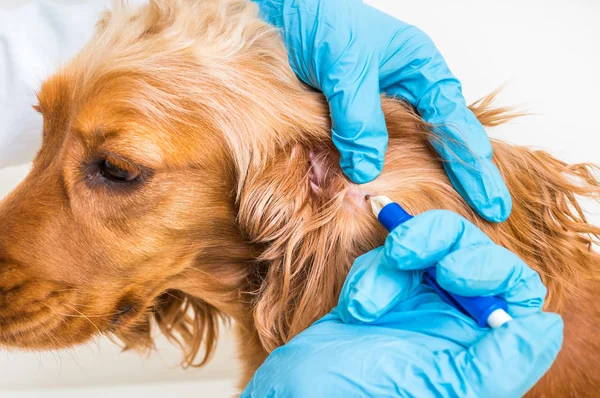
xmin=0 ymin=0 xmax=598 ymax=396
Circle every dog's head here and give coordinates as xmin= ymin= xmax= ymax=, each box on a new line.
xmin=0 ymin=0 xmax=334 ymax=364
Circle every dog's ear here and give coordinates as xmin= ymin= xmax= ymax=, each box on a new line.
xmin=152 ymin=290 xmax=223 ymax=367
xmin=115 ymin=290 xmax=224 ymax=368
xmin=236 ymin=144 xmax=384 ymax=352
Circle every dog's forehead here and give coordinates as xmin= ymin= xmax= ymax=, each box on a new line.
xmin=35 ymin=74 xmax=153 ymax=163
xmin=37 ymin=66 xmax=224 ymax=170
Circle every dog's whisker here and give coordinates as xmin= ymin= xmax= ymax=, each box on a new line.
xmin=164 ymin=291 xmax=185 ymax=302
xmin=53 ymin=288 xmax=79 ymax=293
xmin=41 ymin=302 xmax=120 ymax=318
xmin=184 ymin=267 xmax=228 ymax=283
xmin=64 ymin=347 xmax=83 ymax=372
xmin=50 ymin=312 xmax=117 ymax=318
xmin=61 ymin=304 xmax=103 ymax=336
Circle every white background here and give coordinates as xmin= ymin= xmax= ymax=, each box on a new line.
xmin=0 ymin=0 xmax=599 ymax=397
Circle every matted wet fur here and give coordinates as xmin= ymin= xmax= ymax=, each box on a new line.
xmin=0 ymin=0 xmax=598 ymax=395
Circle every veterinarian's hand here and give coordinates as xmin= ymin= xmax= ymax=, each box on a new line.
xmin=253 ymin=0 xmax=512 ymax=222
xmin=241 ymin=210 xmax=563 ymax=397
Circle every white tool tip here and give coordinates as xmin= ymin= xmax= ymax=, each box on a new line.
xmin=369 ymin=195 xmax=394 ymax=217
xmin=487 ymin=309 xmax=513 ymax=328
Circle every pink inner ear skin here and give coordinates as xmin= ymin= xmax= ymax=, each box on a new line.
xmin=308 ymin=149 xmax=372 ymax=212
xmin=308 ymin=149 xmax=326 ymax=197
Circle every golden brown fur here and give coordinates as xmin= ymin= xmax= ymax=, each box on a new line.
xmin=0 ymin=0 xmax=598 ymax=395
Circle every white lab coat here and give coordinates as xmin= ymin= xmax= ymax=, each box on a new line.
xmin=0 ymin=0 xmax=116 ymax=169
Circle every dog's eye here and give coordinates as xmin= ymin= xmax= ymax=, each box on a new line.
xmin=100 ymin=159 xmax=141 ymax=183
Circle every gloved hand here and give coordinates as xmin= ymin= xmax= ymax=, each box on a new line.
xmin=253 ymin=0 xmax=512 ymax=222
xmin=241 ymin=210 xmax=563 ymax=397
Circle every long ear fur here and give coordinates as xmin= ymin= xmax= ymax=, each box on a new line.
xmin=238 ymin=92 xmax=600 ymax=353
xmin=113 ymin=290 xmax=224 ymax=368
xmin=238 ymin=144 xmax=382 ymax=352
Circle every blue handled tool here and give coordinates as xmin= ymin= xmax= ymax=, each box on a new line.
xmin=369 ymin=195 xmax=513 ymax=328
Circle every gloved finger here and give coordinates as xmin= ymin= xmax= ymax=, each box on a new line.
xmin=381 ymin=25 xmax=512 ymax=222
xmin=442 ymin=152 xmax=513 ymax=223
xmin=431 ymin=313 xmax=563 ymax=397
xmin=337 ymin=210 xmax=491 ymax=323
xmin=383 ymin=209 xmax=493 ymax=271
xmin=436 ymin=244 xmax=547 ymax=317
xmin=337 ymin=247 xmax=420 ymax=324
xmin=322 ymin=56 xmax=388 ymax=184
xmin=385 ymin=210 xmax=546 ymax=314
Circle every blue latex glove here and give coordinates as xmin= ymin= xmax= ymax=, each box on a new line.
xmin=241 ymin=211 xmax=563 ymax=397
xmin=253 ymin=0 xmax=512 ymax=222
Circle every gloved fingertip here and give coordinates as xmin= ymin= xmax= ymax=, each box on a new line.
xmin=343 ymin=295 xmax=381 ymax=324
xmin=339 ymin=151 xmax=383 ymax=184
xmin=477 ymin=187 xmax=513 ymax=223
xmin=531 ymin=312 xmax=564 ymax=340
xmin=444 ymin=159 xmax=513 ymax=223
